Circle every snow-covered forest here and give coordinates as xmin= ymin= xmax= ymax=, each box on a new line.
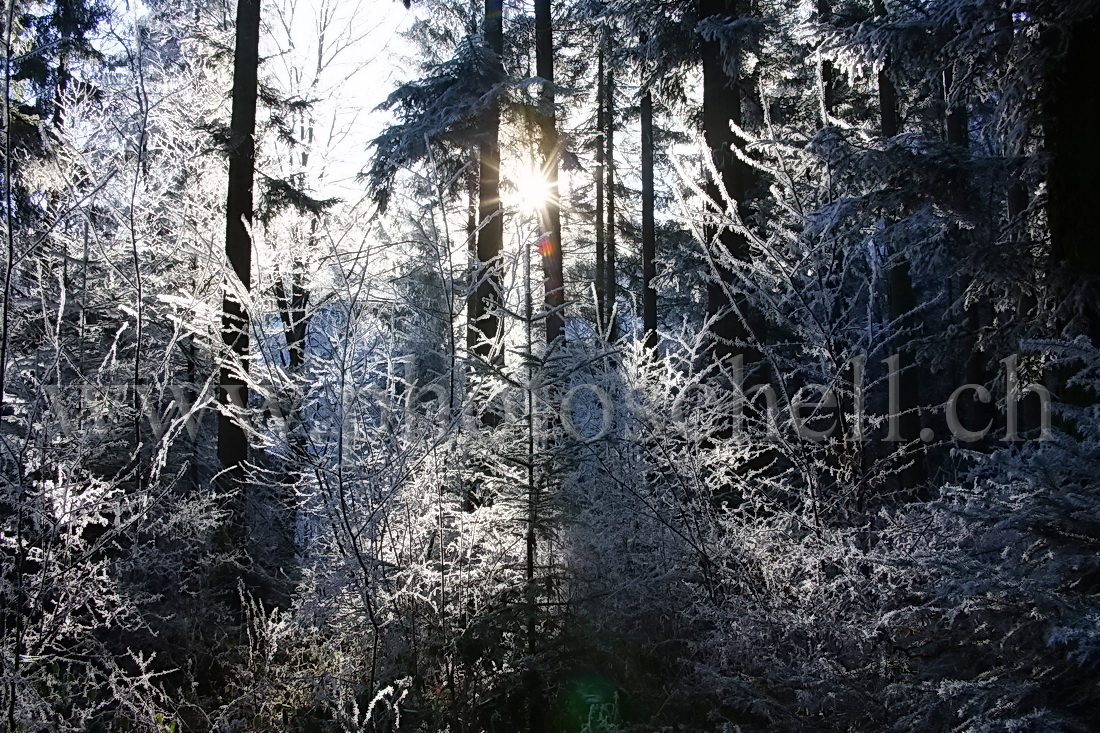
xmin=2 ymin=0 xmax=1099 ymax=729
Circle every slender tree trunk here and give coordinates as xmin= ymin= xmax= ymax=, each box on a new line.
xmin=1045 ymin=12 xmax=1100 ymax=414
xmin=466 ymin=156 xmax=479 ymax=350
xmin=469 ymin=0 xmax=505 ymax=363
xmin=520 ymin=175 xmax=542 ymax=733
xmin=594 ymin=45 xmax=605 ymax=335
xmin=641 ymin=85 xmax=657 ymax=350
xmin=817 ymin=0 xmax=835 ymax=125
xmin=273 ymin=254 xmax=310 ymax=604
xmin=272 ymin=80 xmax=315 ymax=583
xmin=700 ymin=0 xmax=757 ymax=367
xmin=464 ymin=0 xmax=506 ymax=511
xmin=996 ymin=10 xmax=1039 ymax=434
xmin=876 ymin=0 xmax=924 ymax=489
xmin=1046 ymin=13 xmax=1100 ymax=348
xmin=604 ymin=30 xmax=617 ymax=340
xmin=536 ymin=0 xmax=563 ymax=346
xmin=943 ymin=65 xmax=989 ymax=435
xmin=2 ymin=3 xmax=18 ymax=724
xmin=873 ymin=1 xmax=898 ymax=141
xmin=1 ymin=0 xmax=18 ymax=418
xmin=218 ymin=0 xmax=261 ymax=556
xmin=467 ymin=159 xmax=478 ymax=259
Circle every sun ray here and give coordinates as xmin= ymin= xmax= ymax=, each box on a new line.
xmin=504 ymin=165 xmax=553 ymax=213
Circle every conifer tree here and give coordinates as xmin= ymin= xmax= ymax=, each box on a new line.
xmin=218 ymin=0 xmax=261 ymax=569
xmin=699 ymin=0 xmax=760 ymax=369
xmin=640 ymin=52 xmax=657 ymax=350
xmin=470 ymin=0 xmax=506 ymax=361
xmin=536 ymin=0 xmax=564 ymax=346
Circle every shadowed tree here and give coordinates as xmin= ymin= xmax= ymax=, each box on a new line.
xmin=1046 ymin=11 xmax=1100 ymax=350
xmin=218 ymin=0 xmax=261 ymax=582
xmin=595 ymin=40 xmax=606 ymax=335
xmin=874 ymin=0 xmax=924 ymax=490
xmin=603 ymin=25 xmax=618 ymax=340
xmin=469 ymin=0 xmax=506 ymax=362
xmin=536 ymin=0 xmax=564 ymax=346
xmin=640 ymin=49 xmax=657 ymax=350
xmin=699 ymin=0 xmax=759 ymax=370
xmin=526 ymin=5 xmax=564 ymax=723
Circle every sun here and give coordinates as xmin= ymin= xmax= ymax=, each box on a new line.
xmin=506 ymin=165 xmax=552 ymax=213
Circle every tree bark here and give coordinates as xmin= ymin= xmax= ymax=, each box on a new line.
xmin=641 ymin=85 xmax=657 ymax=351
xmin=272 ymin=259 xmax=309 ymax=602
xmin=536 ymin=0 xmax=564 ymax=346
xmin=218 ymin=0 xmax=261 ymax=504
xmin=1046 ymin=13 xmax=1100 ymax=348
xmin=944 ymin=65 xmax=990 ymax=437
xmin=603 ymin=28 xmax=617 ymax=340
xmin=877 ymin=0 xmax=924 ymax=489
xmin=873 ymin=0 xmax=898 ymax=139
xmin=468 ymin=0 xmax=506 ymax=363
xmin=700 ymin=0 xmax=757 ymax=366
xmin=817 ymin=0 xmax=835 ymax=124
xmin=594 ymin=43 xmax=605 ymax=335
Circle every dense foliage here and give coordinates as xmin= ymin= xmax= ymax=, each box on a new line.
xmin=1 ymin=0 xmax=1098 ymax=730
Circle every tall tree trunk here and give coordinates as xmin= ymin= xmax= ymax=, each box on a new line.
xmin=467 ymin=159 xmax=478 ymax=260
xmin=700 ymin=0 xmax=757 ymax=367
xmin=2 ymin=4 xmax=18 ymax=724
xmin=218 ymin=0 xmax=261 ymax=522
xmin=944 ymin=66 xmax=989 ymax=436
xmin=998 ymin=9 xmax=1028 ymax=226
xmin=464 ymin=0 xmax=506 ymax=512
xmin=996 ymin=10 xmax=1040 ymax=435
xmin=1046 ymin=13 xmax=1100 ymax=348
xmin=876 ymin=0 xmax=924 ymax=489
xmin=466 ymin=156 xmax=479 ymax=351
xmin=272 ymin=257 xmax=309 ymax=604
xmin=469 ymin=0 xmax=505 ymax=363
xmin=817 ymin=0 xmax=835 ymax=124
xmin=536 ymin=0 xmax=563 ymax=346
xmin=603 ymin=29 xmax=617 ymax=340
xmin=1046 ymin=12 xmax=1100 ymax=414
xmin=594 ymin=44 xmax=606 ymax=335
xmin=641 ymin=84 xmax=657 ymax=350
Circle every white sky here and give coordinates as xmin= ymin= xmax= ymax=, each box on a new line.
xmin=260 ymin=0 xmax=417 ymax=202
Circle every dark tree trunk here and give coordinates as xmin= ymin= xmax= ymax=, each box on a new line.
xmin=464 ymin=0 xmax=506 ymax=511
xmin=604 ymin=29 xmax=617 ymax=340
xmin=641 ymin=86 xmax=657 ymax=351
xmin=817 ymin=0 xmax=835 ymax=123
xmin=1044 ymin=12 xmax=1100 ymax=417
xmin=469 ymin=0 xmax=505 ymax=363
xmin=996 ymin=10 xmax=1041 ymax=434
xmin=873 ymin=1 xmax=898 ymax=139
xmin=218 ymin=0 xmax=261 ymax=511
xmin=466 ymin=157 xmax=479 ymax=351
xmin=272 ymin=261 xmax=309 ymax=603
xmin=275 ymin=269 xmax=309 ymax=375
xmin=944 ymin=66 xmax=990 ymax=436
xmin=530 ymin=4 xmax=561 ymax=720
xmin=877 ymin=0 xmax=924 ymax=489
xmin=467 ymin=159 xmax=478 ymax=260
xmin=536 ymin=0 xmax=564 ymax=346
xmin=700 ymin=0 xmax=757 ymax=366
xmin=594 ymin=44 xmax=605 ymax=335
xmin=1046 ymin=13 xmax=1100 ymax=348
